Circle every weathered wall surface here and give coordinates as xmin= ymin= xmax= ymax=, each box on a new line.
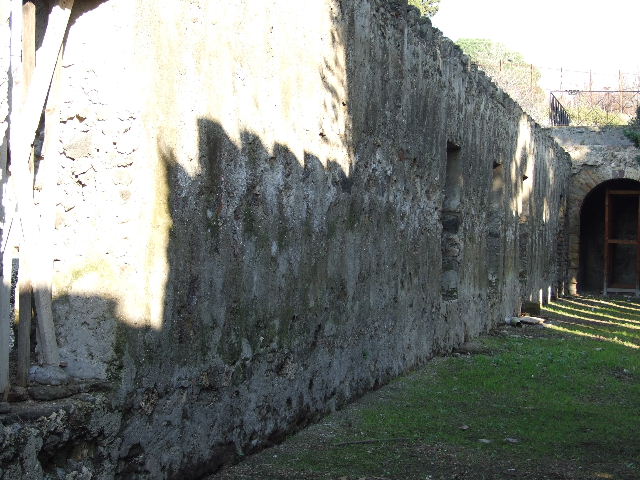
xmin=0 ymin=0 xmax=10 ymax=398
xmin=1 ymin=0 xmax=571 ymax=478
xmin=1 ymin=393 xmax=120 ymax=480
xmin=551 ymin=126 xmax=640 ymax=294
xmin=49 ymin=0 xmax=143 ymax=381
xmin=0 ymin=4 xmax=8 ymax=155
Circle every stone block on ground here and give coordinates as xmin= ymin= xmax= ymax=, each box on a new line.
xmin=520 ymin=316 xmax=545 ymax=325
xmin=453 ymin=341 xmax=492 ymax=355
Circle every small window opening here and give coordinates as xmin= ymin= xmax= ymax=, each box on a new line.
xmin=443 ymin=142 xmax=462 ymax=211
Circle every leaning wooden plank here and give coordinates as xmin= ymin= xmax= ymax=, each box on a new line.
xmin=32 ymin=45 xmax=64 ymax=366
xmin=12 ymin=0 xmax=74 ymax=168
xmin=16 ymin=1 xmax=36 ymax=387
xmin=5 ymin=0 xmax=23 ymax=235
xmin=8 ymin=0 xmax=23 ymax=112
xmin=0 ymin=0 xmax=12 ymax=400
xmin=1 ymin=0 xmax=24 ymax=268
xmin=0 ymin=152 xmax=7 ymax=396
xmin=0 ymin=249 xmax=11 ymax=396
xmin=15 ymin=269 xmax=32 ymax=386
xmin=12 ymin=0 xmax=73 ymax=367
xmin=5 ymin=10 xmax=24 ymax=246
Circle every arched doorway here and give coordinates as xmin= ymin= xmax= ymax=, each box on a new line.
xmin=579 ymin=179 xmax=640 ymax=294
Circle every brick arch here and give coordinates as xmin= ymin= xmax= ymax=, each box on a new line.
xmin=567 ymin=167 xmax=640 ymax=294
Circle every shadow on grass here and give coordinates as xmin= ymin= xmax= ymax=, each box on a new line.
xmin=542 ymin=296 xmax=640 ymax=349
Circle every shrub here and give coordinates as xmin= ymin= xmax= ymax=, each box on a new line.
xmin=624 ymin=106 xmax=640 ymax=147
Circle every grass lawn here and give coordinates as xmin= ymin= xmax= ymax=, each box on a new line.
xmin=213 ymin=296 xmax=640 ymax=480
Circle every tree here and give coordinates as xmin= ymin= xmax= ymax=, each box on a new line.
xmin=456 ymin=38 xmax=548 ymax=125
xmin=408 ymin=0 xmax=440 ymax=17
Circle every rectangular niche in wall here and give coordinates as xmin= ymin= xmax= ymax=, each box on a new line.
xmin=441 ymin=141 xmax=463 ymax=301
xmin=604 ymin=190 xmax=640 ymax=294
xmin=443 ymin=141 xmax=462 ymax=211
xmin=487 ymin=162 xmax=505 ymax=296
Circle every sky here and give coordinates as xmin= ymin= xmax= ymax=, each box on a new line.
xmin=431 ymin=0 xmax=640 ymax=90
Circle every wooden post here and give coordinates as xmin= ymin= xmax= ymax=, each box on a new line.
xmin=12 ymin=0 xmax=75 ymax=171
xmin=560 ymin=67 xmax=563 ymax=91
xmin=0 ymin=165 xmax=7 ymax=397
xmin=604 ymin=190 xmax=609 ymax=296
xmin=11 ymin=0 xmax=74 ymax=368
xmin=6 ymin=0 xmax=25 ymax=391
xmin=619 ymin=70 xmax=624 ymax=116
xmin=0 ymin=1 xmax=12 ymax=401
xmin=32 ymin=45 xmax=64 ymax=361
xmin=15 ymin=1 xmax=36 ymax=387
xmin=636 ymin=195 xmax=640 ymax=297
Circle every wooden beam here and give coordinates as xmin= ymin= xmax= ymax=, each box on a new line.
xmin=16 ymin=1 xmax=36 ymax=387
xmin=32 ymin=45 xmax=64 ymax=366
xmin=608 ymin=190 xmax=640 ymax=196
xmin=604 ymin=190 xmax=609 ymax=295
xmin=636 ymin=196 xmax=640 ymax=296
xmin=0 ymin=172 xmax=7 ymax=396
xmin=604 ymin=287 xmax=636 ymax=293
xmin=12 ymin=0 xmax=74 ymax=173
xmin=0 ymin=1 xmax=13 ymax=401
xmin=11 ymin=0 xmax=73 ymax=368
xmin=15 ymin=269 xmax=32 ymax=386
xmin=607 ymin=239 xmax=639 ymax=245
xmin=2 ymin=0 xmax=24 ymax=259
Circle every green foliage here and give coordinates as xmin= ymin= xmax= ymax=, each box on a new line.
xmin=408 ymin=0 xmax=440 ymax=17
xmin=456 ymin=38 xmax=548 ymax=124
xmin=624 ymin=106 xmax=640 ymax=147
xmin=239 ymin=297 xmax=640 ymax=480
xmin=626 ymin=129 xmax=640 ymax=147
xmin=456 ymin=38 xmax=526 ymax=65
xmin=567 ymin=105 xmax=628 ymax=127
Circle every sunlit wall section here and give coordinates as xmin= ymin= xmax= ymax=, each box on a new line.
xmin=34 ymin=0 xmax=574 ymax=476
xmin=47 ymin=0 xmax=147 ymax=379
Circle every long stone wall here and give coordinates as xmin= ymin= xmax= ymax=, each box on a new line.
xmin=1 ymin=0 xmax=571 ymax=478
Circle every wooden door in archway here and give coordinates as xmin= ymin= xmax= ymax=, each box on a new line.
xmin=604 ymin=189 xmax=640 ymax=295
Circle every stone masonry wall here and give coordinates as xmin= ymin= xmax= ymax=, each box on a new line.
xmin=551 ymin=126 xmax=640 ymax=294
xmin=1 ymin=0 xmax=571 ymax=478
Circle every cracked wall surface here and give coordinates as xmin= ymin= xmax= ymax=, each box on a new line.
xmin=1 ymin=0 xmax=571 ymax=478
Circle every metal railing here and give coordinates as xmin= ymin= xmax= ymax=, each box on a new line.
xmin=550 ymin=93 xmax=571 ymax=126
xmin=550 ymin=90 xmax=640 ymax=126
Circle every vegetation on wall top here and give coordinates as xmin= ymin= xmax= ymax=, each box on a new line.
xmin=456 ymin=38 xmax=548 ymax=125
xmin=408 ymin=0 xmax=440 ymax=17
